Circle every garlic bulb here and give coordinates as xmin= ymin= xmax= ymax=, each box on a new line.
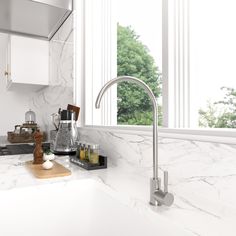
xmin=42 ymin=160 xmax=54 ymax=170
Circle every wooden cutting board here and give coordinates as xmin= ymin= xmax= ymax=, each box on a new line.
xmin=25 ymin=161 xmax=71 ymax=179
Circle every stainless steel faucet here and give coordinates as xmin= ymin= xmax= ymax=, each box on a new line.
xmin=95 ymin=76 xmax=174 ymax=207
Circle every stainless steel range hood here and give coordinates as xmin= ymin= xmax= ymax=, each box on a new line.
xmin=0 ymin=0 xmax=73 ymax=40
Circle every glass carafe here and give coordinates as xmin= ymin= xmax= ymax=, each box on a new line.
xmin=53 ymin=110 xmax=76 ymax=155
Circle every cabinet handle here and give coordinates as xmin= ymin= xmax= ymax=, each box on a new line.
xmin=4 ymin=71 xmax=8 ymax=76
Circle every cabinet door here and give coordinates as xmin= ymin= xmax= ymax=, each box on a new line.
xmin=10 ymin=35 xmax=49 ymax=86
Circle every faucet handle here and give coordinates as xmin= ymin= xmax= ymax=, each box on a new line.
xmin=150 ymin=173 xmax=174 ymax=207
xmin=164 ymin=171 xmax=168 ymax=193
xmin=150 ymin=171 xmax=174 ymax=207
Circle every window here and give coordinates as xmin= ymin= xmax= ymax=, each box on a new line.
xmin=116 ymin=0 xmax=162 ymax=126
xmin=190 ymin=0 xmax=236 ymax=129
xmin=76 ymin=0 xmax=236 ymax=131
xmin=167 ymin=0 xmax=236 ymax=129
xmin=79 ymin=0 xmax=162 ymax=127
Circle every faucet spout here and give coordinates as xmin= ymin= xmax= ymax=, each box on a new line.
xmin=95 ymin=76 xmax=158 ymax=180
xmin=95 ymin=76 xmax=174 ymax=207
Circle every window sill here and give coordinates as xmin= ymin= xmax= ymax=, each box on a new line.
xmin=80 ymin=125 xmax=236 ymax=145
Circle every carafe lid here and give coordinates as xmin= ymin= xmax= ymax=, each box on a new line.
xmin=60 ymin=110 xmax=72 ymax=120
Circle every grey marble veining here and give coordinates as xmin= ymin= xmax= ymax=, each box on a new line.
xmin=30 ymin=14 xmax=74 ymax=135
xmin=0 ymin=144 xmax=236 ymax=236
xmin=78 ymin=127 xmax=236 ymax=236
xmin=1 ymin=126 xmax=236 ymax=236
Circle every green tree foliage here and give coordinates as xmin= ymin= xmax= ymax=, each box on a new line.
xmin=117 ymin=24 xmax=162 ymax=125
xmin=199 ymin=87 xmax=236 ymax=128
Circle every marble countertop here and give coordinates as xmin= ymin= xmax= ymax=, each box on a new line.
xmin=0 ymin=153 xmax=236 ymax=236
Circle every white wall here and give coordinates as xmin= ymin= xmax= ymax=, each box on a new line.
xmin=0 ymin=33 xmax=33 ymax=136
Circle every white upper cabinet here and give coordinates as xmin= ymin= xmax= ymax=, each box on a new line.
xmin=5 ymin=35 xmax=49 ymax=91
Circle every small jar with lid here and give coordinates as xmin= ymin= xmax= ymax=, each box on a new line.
xmin=88 ymin=144 xmax=100 ymax=164
xmin=25 ymin=109 xmax=36 ymax=124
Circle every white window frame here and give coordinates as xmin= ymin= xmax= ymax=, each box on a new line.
xmin=74 ymin=0 xmax=117 ymax=127
xmin=164 ymin=0 xmax=191 ymax=128
xmin=74 ymin=0 xmax=236 ymax=144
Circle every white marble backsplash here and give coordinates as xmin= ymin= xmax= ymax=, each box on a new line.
xmin=30 ymin=14 xmax=74 ymax=134
xmin=78 ymin=128 xmax=236 ymax=169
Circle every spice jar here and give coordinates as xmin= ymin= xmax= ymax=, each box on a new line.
xmin=79 ymin=143 xmax=86 ymax=160
xmin=85 ymin=144 xmax=89 ymax=161
xmin=76 ymin=143 xmax=81 ymax=159
xmin=88 ymin=144 xmax=99 ymax=164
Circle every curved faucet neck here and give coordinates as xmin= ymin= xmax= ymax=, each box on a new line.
xmin=95 ymin=76 xmax=159 ymax=180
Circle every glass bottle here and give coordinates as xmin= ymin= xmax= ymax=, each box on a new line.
xmin=88 ymin=144 xmax=100 ymax=164
xmin=53 ymin=110 xmax=76 ymax=154
xmin=79 ymin=143 xmax=86 ymax=160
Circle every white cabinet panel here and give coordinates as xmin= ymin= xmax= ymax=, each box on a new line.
xmin=6 ymin=35 xmax=49 ymax=90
